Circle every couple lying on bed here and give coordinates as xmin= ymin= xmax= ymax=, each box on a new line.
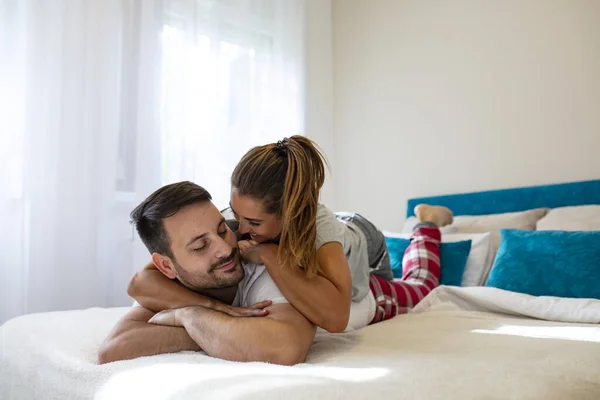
xmin=98 ymin=136 xmax=454 ymax=365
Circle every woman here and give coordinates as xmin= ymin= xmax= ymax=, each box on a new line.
xmin=228 ymin=136 xmax=452 ymax=331
xmin=129 ymin=136 xmax=453 ymax=332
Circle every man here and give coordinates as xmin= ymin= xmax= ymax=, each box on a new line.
xmin=98 ymin=181 xmax=316 ymax=365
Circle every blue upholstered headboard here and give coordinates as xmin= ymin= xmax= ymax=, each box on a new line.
xmin=406 ymin=179 xmax=600 ymax=218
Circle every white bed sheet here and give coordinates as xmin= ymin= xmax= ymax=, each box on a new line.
xmin=2 ymin=286 xmax=600 ymax=400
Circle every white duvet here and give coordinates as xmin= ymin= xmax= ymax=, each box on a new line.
xmin=2 ymin=286 xmax=600 ymax=400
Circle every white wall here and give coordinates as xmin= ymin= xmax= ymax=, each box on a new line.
xmin=333 ymin=0 xmax=600 ymax=230
xmin=305 ymin=0 xmax=336 ymax=207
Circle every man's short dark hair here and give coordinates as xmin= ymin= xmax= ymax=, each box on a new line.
xmin=130 ymin=181 xmax=212 ymax=259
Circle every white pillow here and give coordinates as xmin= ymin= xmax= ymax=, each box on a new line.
xmin=441 ymin=208 xmax=549 ymax=233
xmin=401 ymin=217 xmax=420 ymax=233
xmin=536 ymin=205 xmax=600 ymax=231
xmin=383 ymin=231 xmax=493 ymax=287
xmin=443 ymin=233 xmax=493 ymax=286
xmin=403 ymin=208 xmax=549 ymax=256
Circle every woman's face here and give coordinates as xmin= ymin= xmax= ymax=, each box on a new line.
xmin=229 ymin=188 xmax=283 ymax=243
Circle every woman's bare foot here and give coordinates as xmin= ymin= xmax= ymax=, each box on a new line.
xmin=414 ymin=204 xmax=453 ymax=228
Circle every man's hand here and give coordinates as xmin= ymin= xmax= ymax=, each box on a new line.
xmin=148 ymin=305 xmax=210 ymax=327
xmin=148 ymin=307 xmax=185 ymax=327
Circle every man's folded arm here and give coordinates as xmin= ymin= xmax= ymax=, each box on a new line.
xmin=99 ymin=301 xmax=315 ymax=366
xmin=153 ymin=302 xmax=316 ymax=366
xmin=97 ymin=306 xmax=200 ymax=364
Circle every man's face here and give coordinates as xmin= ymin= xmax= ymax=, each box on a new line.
xmin=159 ymin=201 xmax=244 ymax=291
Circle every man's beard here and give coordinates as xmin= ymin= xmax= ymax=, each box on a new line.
xmin=173 ymin=247 xmax=244 ymax=292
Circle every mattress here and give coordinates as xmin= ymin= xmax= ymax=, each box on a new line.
xmin=2 ymin=286 xmax=600 ymax=400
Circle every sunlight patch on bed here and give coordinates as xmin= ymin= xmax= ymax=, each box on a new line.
xmin=472 ymin=325 xmax=600 ymax=343
xmin=95 ymin=363 xmax=389 ymax=400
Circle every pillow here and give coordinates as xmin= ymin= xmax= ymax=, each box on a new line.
xmin=486 ymin=229 xmax=600 ymax=299
xmin=404 ymin=208 xmax=549 ymax=256
xmin=441 ymin=208 xmax=549 ymax=233
xmin=385 ymin=231 xmax=493 ymax=286
xmin=439 ymin=233 xmax=493 ymax=286
xmin=384 ymin=236 xmax=471 ymax=286
xmin=403 ymin=208 xmax=549 ymax=233
xmin=536 ymin=205 xmax=600 ymax=231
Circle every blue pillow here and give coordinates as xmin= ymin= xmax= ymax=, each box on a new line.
xmin=385 ymin=236 xmax=472 ymax=286
xmin=486 ymin=229 xmax=600 ymax=299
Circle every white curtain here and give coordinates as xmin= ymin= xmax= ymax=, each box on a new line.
xmin=0 ymin=0 xmax=305 ymax=324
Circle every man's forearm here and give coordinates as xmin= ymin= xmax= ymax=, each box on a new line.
xmin=98 ymin=308 xmax=200 ymax=364
xmin=128 ymin=269 xmax=216 ymax=312
xmin=179 ymin=306 xmax=309 ymax=365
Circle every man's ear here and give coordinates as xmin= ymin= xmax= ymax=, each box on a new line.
xmin=151 ymin=253 xmax=178 ymax=279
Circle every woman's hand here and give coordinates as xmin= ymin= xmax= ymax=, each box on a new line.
xmin=239 ymin=241 xmax=279 ymax=266
xmin=211 ymin=300 xmax=271 ymax=317
xmin=149 ymin=300 xmax=272 ymax=326
xmin=238 ymin=240 xmax=264 ymax=264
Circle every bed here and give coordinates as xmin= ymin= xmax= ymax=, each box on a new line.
xmin=2 ymin=179 xmax=600 ymax=400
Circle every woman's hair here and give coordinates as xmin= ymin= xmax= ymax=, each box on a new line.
xmin=231 ymin=135 xmax=328 ymax=276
